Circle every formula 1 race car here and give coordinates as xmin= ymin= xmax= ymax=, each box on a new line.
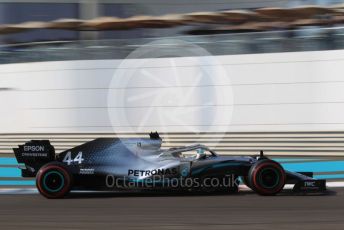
xmin=14 ymin=132 xmax=326 ymax=198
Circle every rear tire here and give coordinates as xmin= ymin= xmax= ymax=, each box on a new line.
xmin=36 ymin=162 xmax=73 ymax=199
xmin=248 ymin=159 xmax=285 ymax=196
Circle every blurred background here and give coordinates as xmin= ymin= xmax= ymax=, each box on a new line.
xmin=2 ymin=0 xmax=344 ymax=157
xmin=1 ymin=2 xmax=344 ymax=227
xmin=1 ymin=0 xmax=344 ymax=62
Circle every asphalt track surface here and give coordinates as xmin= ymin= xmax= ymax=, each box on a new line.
xmin=0 ymin=188 xmax=343 ymax=230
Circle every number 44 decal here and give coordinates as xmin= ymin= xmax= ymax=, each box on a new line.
xmin=63 ymin=152 xmax=84 ymax=165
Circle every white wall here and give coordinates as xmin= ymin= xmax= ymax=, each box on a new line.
xmin=1 ymin=49 xmax=344 ymax=133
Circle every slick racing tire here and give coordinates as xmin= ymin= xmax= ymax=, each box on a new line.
xmin=36 ymin=162 xmax=73 ymax=199
xmin=248 ymin=159 xmax=285 ymax=196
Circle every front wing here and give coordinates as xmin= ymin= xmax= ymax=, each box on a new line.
xmin=286 ymin=171 xmax=326 ymax=193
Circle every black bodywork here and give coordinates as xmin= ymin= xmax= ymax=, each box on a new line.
xmin=14 ymin=132 xmax=326 ymax=197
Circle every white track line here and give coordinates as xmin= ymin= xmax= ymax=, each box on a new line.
xmin=239 ymin=182 xmax=344 ymax=191
xmin=0 ymin=182 xmax=342 ymax=195
xmin=0 ymin=188 xmax=38 ymax=194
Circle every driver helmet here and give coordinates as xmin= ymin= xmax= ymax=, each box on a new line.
xmin=196 ymin=148 xmax=206 ymax=159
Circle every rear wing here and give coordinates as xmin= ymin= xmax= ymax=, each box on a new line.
xmin=13 ymin=140 xmax=55 ymax=177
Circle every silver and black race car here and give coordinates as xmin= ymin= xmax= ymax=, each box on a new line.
xmin=14 ymin=132 xmax=326 ymax=198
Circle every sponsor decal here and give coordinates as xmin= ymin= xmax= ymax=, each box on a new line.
xmin=79 ymin=168 xmax=95 ymax=175
xmin=304 ymin=181 xmax=316 ymax=187
xmin=21 ymin=152 xmax=48 ymax=157
xmin=297 ymin=180 xmax=322 ymax=191
xmin=128 ymin=168 xmax=178 ymax=177
xmin=23 ymin=145 xmax=45 ymax=152
xmin=181 ymin=168 xmax=189 ymax=177
xmin=180 ymin=164 xmax=190 ymax=177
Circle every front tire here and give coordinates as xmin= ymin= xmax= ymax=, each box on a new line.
xmin=248 ymin=159 xmax=285 ymax=196
xmin=36 ymin=162 xmax=73 ymax=199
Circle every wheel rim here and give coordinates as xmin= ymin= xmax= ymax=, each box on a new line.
xmin=42 ymin=170 xmax=65 ymax=193
xmin=258 ymin=167 xmax=280 ymax=189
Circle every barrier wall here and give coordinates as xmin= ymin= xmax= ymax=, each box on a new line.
xmin=1 ymin=49 xmax=344 ymax=155
xmin=1 ymin=132 xmax=344 ymax=156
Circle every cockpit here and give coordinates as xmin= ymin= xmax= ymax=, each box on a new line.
xmin=158 ymin=145 xmax=217 ymax=161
